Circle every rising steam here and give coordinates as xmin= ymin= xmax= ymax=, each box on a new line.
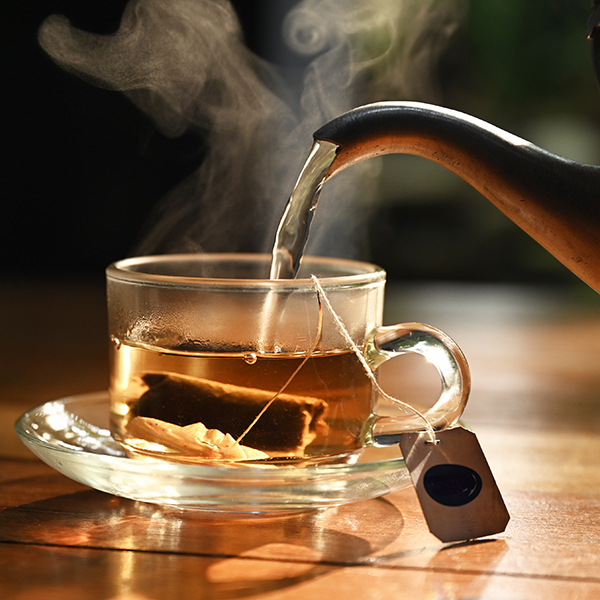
xmin=38 ymin=0 xmax=466 ymax=257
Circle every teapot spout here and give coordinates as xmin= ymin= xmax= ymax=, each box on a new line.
xmin=314 ymin=102 xmax=600 ymax=293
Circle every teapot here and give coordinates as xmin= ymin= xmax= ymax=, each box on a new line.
xmin=303 ymin=5 xmax=600 ymax=293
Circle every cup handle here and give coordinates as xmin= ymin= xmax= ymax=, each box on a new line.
xmin=363 ymin=322 xmax=471 ymax=446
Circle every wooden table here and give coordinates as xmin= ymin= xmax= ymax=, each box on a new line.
xmin=2 ymin=278 xmax=600 ymax=599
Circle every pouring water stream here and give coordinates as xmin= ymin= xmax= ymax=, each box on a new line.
xmin=258 ymin=141 xmax=337 ymax=351
xmin=269 ymin=141 xmax=338 ymax=280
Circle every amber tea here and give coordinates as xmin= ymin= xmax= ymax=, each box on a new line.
xmin=110 ymin=339 xmax=373 ymax=461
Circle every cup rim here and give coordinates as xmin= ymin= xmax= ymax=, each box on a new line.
xmin=106 ymin=253 xmax=386 ymax=290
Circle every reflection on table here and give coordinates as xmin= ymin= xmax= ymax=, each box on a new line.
xmin=1 ymin=279 xmax=600 ymax=599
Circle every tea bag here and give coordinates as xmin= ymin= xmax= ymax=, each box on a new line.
xmin=126 ymin=416 xmax=269 ymax=460
xmin=131 ymin=372 xmax=329 ymax=455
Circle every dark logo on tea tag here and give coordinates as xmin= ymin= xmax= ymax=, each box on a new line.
xmin=423 ymin=463 xmax=482 ymax=506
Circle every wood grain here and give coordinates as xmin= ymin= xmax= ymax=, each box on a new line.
xmin=2 ymin=280 xmax=600 ymax=599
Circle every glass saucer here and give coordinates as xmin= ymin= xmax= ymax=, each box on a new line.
xmin=15 ymin=392 xmax=410 ymax=512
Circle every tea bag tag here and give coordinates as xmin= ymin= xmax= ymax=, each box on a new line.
xmin=400 ymin=426 xmax=510 ymax=543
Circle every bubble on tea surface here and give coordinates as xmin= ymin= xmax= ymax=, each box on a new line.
xmin=244 ymin=353 xmax=258 ymax=365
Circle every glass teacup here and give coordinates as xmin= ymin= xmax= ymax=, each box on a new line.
xmin=106 ymin=254 xmax=470 ymax=465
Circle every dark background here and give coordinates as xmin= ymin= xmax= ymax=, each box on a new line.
xmin=2 ymin=0 xmax=599 ymax=286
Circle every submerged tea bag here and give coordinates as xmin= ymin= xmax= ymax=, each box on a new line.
xmin=131 ymin=372 xmax=329 ymax=455
xmin=126 ymin=416 xmax=269 ymax=460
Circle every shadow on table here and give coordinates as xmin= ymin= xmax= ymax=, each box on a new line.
xmin=0 ymin=486 xmax=404 ymax=598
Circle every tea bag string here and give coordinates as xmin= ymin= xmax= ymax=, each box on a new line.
xmin=311 ymin=275 xmax=438 ymax=445
xmin=235 ymin=289 xmax=324 ymax=446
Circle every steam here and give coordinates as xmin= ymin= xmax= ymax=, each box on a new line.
xmin=38 ymin=0 xmax=466 ymax=258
